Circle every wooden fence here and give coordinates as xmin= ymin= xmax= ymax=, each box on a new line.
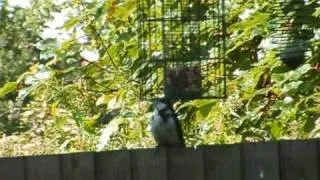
xmin=0 ymin=139 xmax=320 ymax=180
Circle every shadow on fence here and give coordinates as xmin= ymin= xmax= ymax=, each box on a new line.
xmin=0 ymin=139 xmax=319 ymax=180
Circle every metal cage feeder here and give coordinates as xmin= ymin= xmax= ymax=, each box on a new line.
xmin=269 ymin=0 xmax=319 ymax=69
xmin=138 ymin=0 xmax=227 ymax=100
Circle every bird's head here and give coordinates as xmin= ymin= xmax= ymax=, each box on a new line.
xmin=152 ymin=98 xmax=172 ymax=111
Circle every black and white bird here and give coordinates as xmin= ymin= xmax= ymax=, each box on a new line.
xmin=150 ymin=98 xmax=185 ymax=147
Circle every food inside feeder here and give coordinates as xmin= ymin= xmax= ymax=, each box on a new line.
xmin=165 ymin=66 xmax=202 ymax=99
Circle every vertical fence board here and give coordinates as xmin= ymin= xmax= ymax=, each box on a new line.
xmin=204 ymin=144 xmax=241 ymax=180
xmin=61 ymin=152 xmax=94 ymax=180
xmin=280 ymin=139 xmax=319 ymax=180
xmin=131 ymin=148 xmax=167 ymax=180
xmin=243 ymin=141 xmax=280 ymax=180
xmin=0 ymin=157 xmax=25 ymax=180
xmin=167 ymin=148 xmax=204 ymax=180
xmin=25 ymin=155 xmax=60 ymax=180
xmin=95 ymin=150 xmax=131 ymax=180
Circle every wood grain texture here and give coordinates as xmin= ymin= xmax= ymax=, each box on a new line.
xmin=60 ymin=152 xmax=94 ymax=180
xmin=242 ymin=141 xmax=280 ymax=180
xmin=0 ymin=157 xmax=25 ymax=180
xmin=204 ymin=144 xmax=241 ymax=180
xmin=131 ymin=148 xmax=167 ymax=180
xmin=95 ymin=150 xmax=131 ymax=180
xmin=280 ymin=139 xmax=319 ymax=180
xmin=25 ymin=155 xmax=60 ymax=180
xmin=167 ymin=147 xmax=204 ymax=180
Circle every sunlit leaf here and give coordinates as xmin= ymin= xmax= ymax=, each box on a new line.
xmin=50 ymin=102 xmax=58 ymax=116
xmin=63 ymin=17 xmax=80 ymax=30
xmin=199 ymin=102 xmax=215 ymax=118
xmin=56 ymin=116 xmax=67 ymax=127
xmin=116 ymin=0 xmax=136 ymax=21
xmin=96 ymin=95 xmax=113 ymax=106
xmin=0 ymin=82 xmax=18 ymax=98
xmin=270 ymin=121 xmax=282 ymax=139
xmin=228 ymin=13 xmax=269 ymax=32
xmin=304 ymin=118 xmax=315 ymax=133
xmin=97 ymin=118 xmax=122 ymax=151
xmin=108 ymin=96 xmax=118 ymax=109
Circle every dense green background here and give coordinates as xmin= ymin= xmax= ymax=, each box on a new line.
xmin=0 ymin=0 xmax=319 ymax=156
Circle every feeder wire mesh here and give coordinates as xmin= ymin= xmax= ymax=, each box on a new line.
xmin=138 ymin=0 xmax=227 ymax=100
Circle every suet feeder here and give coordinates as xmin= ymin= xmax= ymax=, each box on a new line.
xmin=269 ymin=0 xmax=319 ymax=69
xmin=138 ymin=0 xmax=227 ymax=100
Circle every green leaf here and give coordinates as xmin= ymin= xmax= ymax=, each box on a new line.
xmin=55 ymin=116 xmax=67 ymax=127
xmin=72 ymin=110 xmax=85 ymax=128
xmin=0 ymin=82 xmax=18 ymax=98
xmin=313 ymin=7 xmax=320 ymax=17
xmin=96 ymin=95 xmax=113 ymax=106
xmin=228 ymin=13 xmax=269 ymax=32
xmin=97 ymin=118 xmax=122 ymax=150
xmin=116 ymin=0 xmax=136 ymax=21
xmin=283 ymin=81 xmax=303 ymax=93
xmin=50 ymin=102 xmax=58 ymax=116
xmin=95 ymin=4 xmax=106 ymax=19
xmin=270 ymin=121 xmax=282 ymax=139
xmin=59 ymin=39 xmax=75 ymax=50
xmin=288 ymin=64 xmax=312 ymax=81
xmin=306 ymin=108 xmax=320 ymax=113
xmin=63 ymin=17 xmax=80 ymax=30
xmin=303 ymin=118 xmax=315 ymax=133
xmin=199 ymin=102 xmax=215 ymax=118
xmin=108 ymin=96 xmax=118 ymax=109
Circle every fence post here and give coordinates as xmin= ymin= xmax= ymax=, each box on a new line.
xmin=25 ymin=155 xmax=60 ymax=180
xmin=242 ymin=141 xmax=280 ymax=180
xmin=0 ymin=157 xmax=25 ymax=180
xmin=280 ymin=139 xmax=319 ymax=180
xmin=60 ymin=152 xmax=95 ymax=180
xmin=203 ymin=144 xmax=241 ymax=180
xmin=131 ymin=148 xmax=167 ymax=180
xmin=167 ymin=147 xmax=204 ymax=180
xmin=95 ymin=150 xmax=131 ymax=180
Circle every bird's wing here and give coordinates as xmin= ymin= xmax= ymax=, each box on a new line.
xmin=173 ymin=115 xmax=185 ymax=147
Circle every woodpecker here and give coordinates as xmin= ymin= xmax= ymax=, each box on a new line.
xmin=150 ymin=98 xmax=185 ymax=147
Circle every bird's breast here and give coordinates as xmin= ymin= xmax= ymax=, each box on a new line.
xmin=151 ymin=115 xmax=179 ymax=142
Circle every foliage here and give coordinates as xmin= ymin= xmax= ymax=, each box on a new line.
xmin=0 ymin=0 xmax=59 ymax=138
xmin=0 ymin=0 xmax=56 ymax=85
xmin=0 ymin=0 xmax=319 ymax=156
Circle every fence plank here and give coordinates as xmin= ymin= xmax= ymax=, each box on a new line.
xmin=167 ymin=147 xmax=204 ymax=180
xmin=131 ymin=148 xmax=167 ymax=180
xmin=243 ymin=141 xmax=280 ymax=180
xmin=280 ymin=139 xmax=319 ymax=180
xmin=60 ymin=152 xmax=94 ymax=180
xmin=25 ymin=155 xmax=60 ymax=180
xmin=204 ymin=144 xmax=241 ymax=180
xmin=0 ymin=157 xmax=25 ymax=180
xmin=95 ymin=150 xmax=131 ymax=180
